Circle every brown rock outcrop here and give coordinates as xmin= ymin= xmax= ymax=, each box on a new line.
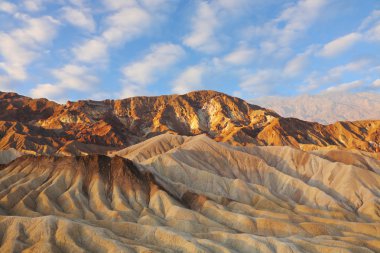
xmin=0 ymin=90 xmax=379 ymax=155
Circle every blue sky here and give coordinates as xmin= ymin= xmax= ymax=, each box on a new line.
xmin=0 ymin=0 xmax=379 ymax=102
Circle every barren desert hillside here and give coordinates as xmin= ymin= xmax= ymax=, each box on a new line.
xmin=2 ymin=0 xmax=379 ymax=252
xmin=0 ymin=134 xmax=379 ymax=252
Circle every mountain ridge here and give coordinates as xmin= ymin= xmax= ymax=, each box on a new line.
xmin=253 ymin=92 xmax=380 ymax=124
xmin=0 ymin=90 xmax=379 ymax=155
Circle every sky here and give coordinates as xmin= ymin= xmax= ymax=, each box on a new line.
xmin=0 ymin=0 xmax=379 ymax=102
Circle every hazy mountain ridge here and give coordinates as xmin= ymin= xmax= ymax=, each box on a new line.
xmin=253 ymin=92 xmax=380 ymax=124
xmin=0 ymin=134 xmax=379 ymax=252
xmin=0 ymin=90 xmax=379 ymax=155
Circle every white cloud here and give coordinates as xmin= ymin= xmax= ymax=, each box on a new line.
xmin=183 ymin=2 xmax=220 ymax=53
xmin=68 ymin=0 xmax=176 ymax=66
xmin=298 ymin=80 xmax=320 ymax=93
xmin=183 ymin=0 xmax=251 ymax=53
xmin=102 ymin=6 xmax=152 ymax=45
xmin=52 ymin=64 xmax=97 ymax=91
xmin=216 ymin=0 xmax=251 ymax=12
xmin=241 ymin=0 xmax=328 ymax=63
xmin=248 ymin=0 xmax=328 ymax=51
xmin=123 ymin=43 xmax=185 ymax=85
xmin=23 ymin=0 xmax=44 ymax=12
xmin=373 ymin=79 xmax=380 ymax=88
xmin=102 ymin=0 xmax=172 ymax=13
xmin=0 ymin=75 xmax=12 ymax=91
xmin=360 ymin=10 xmax=380 ymax=42
xmin=172 ymin=65 xmax=205 ymax=94
xmin=328 ymin=59 xmax=370 ymax=78
xmin=72 ymin=38 xmax=108 ymax=63
xmin=300 ymin=59 xmax=370 ymax=92
xmin=61 ymin=7 xmax=96 ymax=32
xmin=121 ymin=43 xmax=185 ymax=97
xmin=0 ymin=15 xmax=59 ymax=80
xmin=275 ymin=0 xmax=327 ymax=46
xmin=370 ymin=65 xmax=380 ymax=73
xmin=319 ymin=33 xmax=362 ymax=57
xmin=28 ymin=0 xmax=177 ymax=100
xmin=356 ymin=10 xmax=380 ymax=42
xmin=0 ymin=33 xmax=36 ymax=80
xmin=259 ymin=41 xmax=277 ymax=55
xmin=283 ymin=47 xmax=316 ymax=76
xmin=101 ymin=0 xmax=134 ymax=10
xmin=322 ymin=80 xmax=364 ymax=94
xmin=284 ymin=53 xmax=308 ymax=76
xmin=359 ymin=10 xmax=380 ymax=31
xmin=223 ymin=46 xmax=255 ymax=65
xmin=239 ymin=69 xmax=278 ymax=95
xmin=0 ymin=1 xmax=17 ymax=14
xmin=30 ymin=83 xmax=64 ymax=99
xmin=30 ymin=64 xmax=98 ymax=101
xmin=68 ymin=0 xmax=87 ymax=8
xmin=366 ymin=22 xmax=380 ymax=42
xmin=12 ymin=15 xmax=59 ymax=44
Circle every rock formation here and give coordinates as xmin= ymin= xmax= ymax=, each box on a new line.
xmin=0 ymin=91 xmax=379 ymax=155
xmin=0 ymin=134 xmax=379 ymax=252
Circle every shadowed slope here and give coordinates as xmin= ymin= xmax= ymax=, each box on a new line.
xmin=0 ymin=92 xmax=60 ymax=122
xmin=0 ymin=148 xmax=21 ymax=164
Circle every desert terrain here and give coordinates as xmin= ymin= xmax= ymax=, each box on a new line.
xmin=0 ymin=91 xmax=379 ymax=252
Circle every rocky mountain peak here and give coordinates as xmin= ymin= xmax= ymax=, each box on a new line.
xmin=0 ymin=90 xmax=379 ymax=155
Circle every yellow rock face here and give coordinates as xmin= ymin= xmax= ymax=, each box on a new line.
xmin=0 ymin=134 xmax=379 ymax=252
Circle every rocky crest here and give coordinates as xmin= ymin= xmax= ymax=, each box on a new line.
xmin=0 ymin=90 xmax=379 ymax=155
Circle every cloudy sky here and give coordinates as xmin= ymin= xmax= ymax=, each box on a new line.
xmin=0 ymin=0 xmax=379 ymax=102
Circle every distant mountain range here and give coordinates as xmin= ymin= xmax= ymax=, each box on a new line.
xmin=254 ymin=92 xmax=380 ymax=124
xmin=0 ymin=90 xmax=379 ymax=155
